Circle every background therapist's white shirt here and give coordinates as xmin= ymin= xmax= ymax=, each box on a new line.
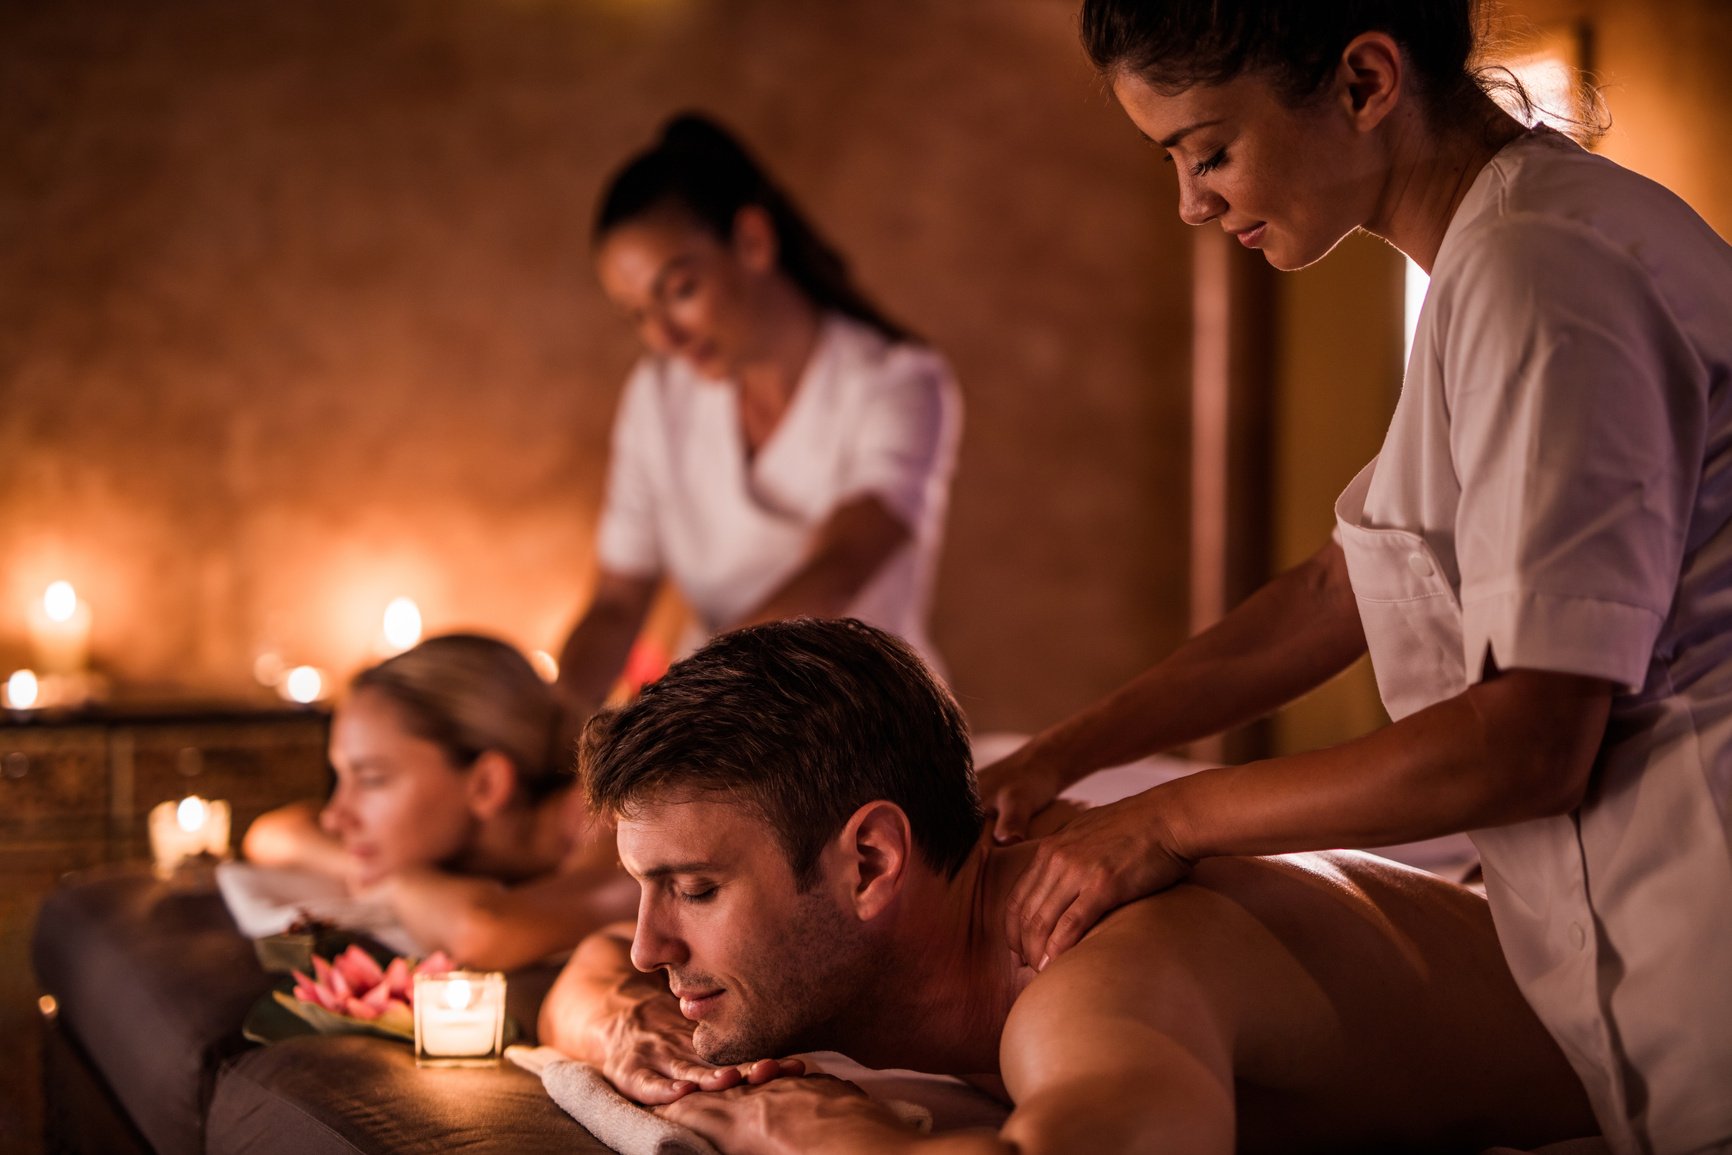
xmin=1336 ymin=129 xmax=1732 ymax=1154
xmin=594 ymin=313 xmax=961 ymax=672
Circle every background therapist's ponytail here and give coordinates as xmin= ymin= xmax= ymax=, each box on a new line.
xmin=594 ymin=112 xmax=912 ymax=343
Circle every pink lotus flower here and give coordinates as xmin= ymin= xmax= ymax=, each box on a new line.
xmin=288 ymin=945 xmax=453 ymax=1033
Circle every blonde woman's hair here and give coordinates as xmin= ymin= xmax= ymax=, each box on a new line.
xmin=351 ymin=634 xmax=570 ymax=801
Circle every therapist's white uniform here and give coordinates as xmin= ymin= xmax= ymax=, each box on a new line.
xmin=594 ymin=312 xmax=961 ymax=673
xmin=1336 ymin=129 xmax=1732 ymax=1154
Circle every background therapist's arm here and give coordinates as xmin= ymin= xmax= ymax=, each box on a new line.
xmin=554 ymin=569 xmax=658 ymax=725
xmin=737 ymin=351 xmax=954 ymax=629
xmin=734 ymin=494 xmax=911 ymax=627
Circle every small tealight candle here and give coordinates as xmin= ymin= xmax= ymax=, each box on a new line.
xmin=414 ymin=971 xmax=506 ymax=1067
xmin=381 ymin=597 xmax=422 ymax=654
xmin=148 ymin=794 xmax=232 ymax=877
xmin=4 ymin=669 xmax=40 ymax=710
xmin=28 ymin=581 xmax=92 ymax=675
xmin=278 ymin=665 xmax=326 ymax=705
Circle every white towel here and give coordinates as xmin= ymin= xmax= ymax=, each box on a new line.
xmin=508 ymin=1047 xmax=722 ymax=1155
xmin=215 ymin=862 xmax=423 ymax=958
xmin=507 ymin=1046 xmax=937 ymax=1155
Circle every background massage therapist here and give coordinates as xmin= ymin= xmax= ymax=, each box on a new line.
xmin=978 ymin=3 xmax=1732 ymax=1152
xmin=554 ymin=113 xmax=961 ymax=726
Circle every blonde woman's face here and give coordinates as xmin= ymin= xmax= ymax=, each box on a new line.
xmin=321 ymin=688 xmax=476 ymax=883
xmin=596 ymin=210 xmax=763 ymax=381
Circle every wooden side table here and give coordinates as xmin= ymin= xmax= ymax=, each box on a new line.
xmin=1 ymin=704 xmax=332 ymax=1155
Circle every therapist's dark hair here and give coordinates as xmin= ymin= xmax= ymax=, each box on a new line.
xmin=1079 ymin=0 xmax=1602 ymax=139
xmin=579 ymin=618 xmax=981 ymax=890
xmin=595 ymin=113 xmax=911 ymax=343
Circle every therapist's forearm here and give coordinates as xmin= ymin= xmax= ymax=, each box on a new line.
xmin=737 ymin=495 xmax=910 ymax=627
xmin=1162 ymin=667 xmax=1613 ymax=858
xmin=1026 ymin=541 xmax=1367 ymax=786
xmin=556 ymin=574 xmax=657 ymax=721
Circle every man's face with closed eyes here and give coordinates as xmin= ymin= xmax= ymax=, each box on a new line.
xmin=619 ymin=795 xmax=874 ymax=1064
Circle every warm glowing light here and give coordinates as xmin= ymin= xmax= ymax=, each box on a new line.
xmin=284 ymin=666 xmax=324 ymax=704
xmin=38 ymin=995 xmax=57 ymax=1019
xmin=5 ymin=670 xmax=39 ymax=710
xmin=444 ymin=978 xmax=474 ymax=1011
xmin=43 ymin=581 xmax=78 ymax=624
xmin=177 ymin=795 xmax=208 ymax=833
xmin=1497 ymin=52 xmax=1579 ymax=131
xmin=383 ymin=597 xmax=423 ymax=652
xmin=1403 ymin=258 xmax=1431 ymax=364
xmin=253 ymin=651 xmax=285 ymax=687
xmin=530 ymin=650 xmax=559 ymax=683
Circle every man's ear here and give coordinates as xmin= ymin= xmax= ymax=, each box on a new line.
xmin=835 ymin=801 xmax=913 ymax=922
xmin=1335 ymin=31 xmax=1404 ymax=132
xmin=465 ymin=750 xmax=519 ymax=821
xmin=730 ymin=204 xmax=779 ymax=275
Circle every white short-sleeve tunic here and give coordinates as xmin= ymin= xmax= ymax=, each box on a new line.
xmin=594 ymin=313 xmax=961 ymax=672
xmin=1335 ymin=129 xmax=1732 ymax=1154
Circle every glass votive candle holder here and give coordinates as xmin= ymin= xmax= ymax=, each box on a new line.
xmin=148 ymin=795 xmax=232 ymax=879
xmin=414 ymin=971 xmax=506 ymax=1067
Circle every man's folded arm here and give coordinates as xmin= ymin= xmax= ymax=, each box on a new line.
xmin=538 ymin=923 xmax=805 ymax=1105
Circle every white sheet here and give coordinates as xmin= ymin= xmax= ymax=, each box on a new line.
xmin=215 ymin=861 xmax=424 ymax=957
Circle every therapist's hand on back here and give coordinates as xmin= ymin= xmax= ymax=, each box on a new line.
xmin=1005 ymin=786 xmax=1194 ymax=970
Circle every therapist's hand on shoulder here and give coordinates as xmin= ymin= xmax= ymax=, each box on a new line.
xmin=976 ymin=741 xmax=1071 ymax=845
xmin=1006 ymin=788 xmax=1193 ymax=971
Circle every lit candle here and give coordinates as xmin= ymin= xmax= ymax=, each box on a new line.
xmin=278 ymin=665 xmax=326 ymax=705
xmin=148 ymin=794 xmax=232 ymax=876
xmin=4 ymin=670 xmax=39 ymax=710
xmin=529 ymin=650 xmax=559 ymax=683
xmin=382 ymin=597 xmax=422 ymax=654
xmin=414 ymin=971 xmax=506 ymax=1066
xmin=27 ymin=581 xmax=92 ymax=675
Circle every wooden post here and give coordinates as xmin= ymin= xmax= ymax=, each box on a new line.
xmin=1188 ymin=227 xmax=1276 ymax=763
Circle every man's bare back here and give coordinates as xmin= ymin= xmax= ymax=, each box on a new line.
xmin=1003 ymin=850 xmax=1595 ymax=1152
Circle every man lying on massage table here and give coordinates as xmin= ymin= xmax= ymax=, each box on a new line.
xmin=539 ymin=618 xmax=1598 ymax=1154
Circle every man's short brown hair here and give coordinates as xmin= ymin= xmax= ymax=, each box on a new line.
xmin=580 ymin=618 xmax=981 ymax=887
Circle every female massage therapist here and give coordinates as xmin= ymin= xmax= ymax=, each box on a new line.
xmin=553 ymin=113 xmax=961 ymax=725
xmin=244 ymin=634 xmax=637 ymax=971
xmin=980 ymin=3 xmax=1732 ymax=1151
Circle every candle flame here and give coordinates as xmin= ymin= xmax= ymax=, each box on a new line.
xmin=530 ymin=650 xmax=559 ymax=683
xmin=177 ymin=795 xmax=208 ymax=832
xmin=383 ymin=597 xmax=422 ymax=652
xmin=284 ymin=666 xmax=324 ymax=704
xmin=44 ymin=581 xmax=78 ymax=624
xmin=444 ymin=978 xmax=474 ymax=1011
xmin=5 ymin=669 xmax=39 ymax=710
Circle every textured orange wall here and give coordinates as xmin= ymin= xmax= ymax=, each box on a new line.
xmin=0 ymin=1 xmax=1193 ymax=730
